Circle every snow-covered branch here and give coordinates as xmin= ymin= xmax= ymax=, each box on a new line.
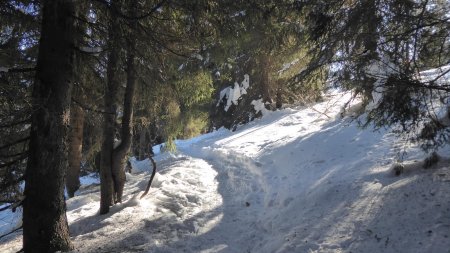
xmin=79 ymin=46 xmax=103 ymax=54
xmin=0 ymin=67 xmax=35 ymax=73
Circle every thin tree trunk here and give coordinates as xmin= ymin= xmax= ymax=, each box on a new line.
xmin=259 ymin=54 xmax=272 ymax=104
xmin=66 ymin=0 xmax=89 ymax=199
xmin=23 ymin=0 xmax=77 ymax=251
xmin=275 ymin=80 xmax=283 ymax=109
xmin=111 ymin=0 xmax=138 ymax=203
xmin=66 ymin=103 xmax=84 ymax=198
xmin=99 ymin=0 xmax=122 ymax=215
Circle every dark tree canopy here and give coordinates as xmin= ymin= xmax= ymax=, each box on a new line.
xmin=0 ymin=0 xmax=449 ymax=251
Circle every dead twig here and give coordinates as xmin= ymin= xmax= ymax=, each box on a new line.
xmin=140 ymin=157 xmax=157 ymax=199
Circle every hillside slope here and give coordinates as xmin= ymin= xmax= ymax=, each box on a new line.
xmin=1 ymin=91 xmax=449 ymax=253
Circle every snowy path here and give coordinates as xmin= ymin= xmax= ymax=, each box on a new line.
xmin=1 ymin=91 xmax=449 ymax=253
xmin=171 ymin=91 xmax=450 ymax=253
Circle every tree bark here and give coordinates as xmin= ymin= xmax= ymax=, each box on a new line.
xmin=66 ymin=0 xmax=89 ymax=199
xmin=99 ymin=0 xmax=122 ymax=215
xmin=111 ymin=0 xmax=138 ymax=203
xmin=23 ymin=0 xmax=77 ymax=251
xmin=138 ymin=128 xmax=146 ymax=160
xmin=66 ymin=102 xmax=84 ymax=198
xmin=259 ymin=54 xmax=273 ymax=104
xmin=100 ymin=0 xmax=138 ymax=212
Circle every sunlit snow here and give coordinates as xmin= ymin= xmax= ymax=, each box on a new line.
xmin=1 ymin=90 xmax=449 ymax=253
xmin=217 ymin=74 xmax=250 ymax=112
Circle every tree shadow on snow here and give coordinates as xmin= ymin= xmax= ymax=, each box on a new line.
xmin=70 ymin=117 xmax=450 ymax=253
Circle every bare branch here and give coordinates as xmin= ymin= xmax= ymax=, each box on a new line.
xmin=140 ymin=157 xmax=157 ymax=199
xmin=0 ymin=67 xmax=35 ymax=73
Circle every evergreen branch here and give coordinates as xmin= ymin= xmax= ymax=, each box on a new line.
xmin=0 ymin=67 xmax=35 ymax=73
xmin=0 ymin=151 xmax=28 ymax=159
xmin=120 ymin=0 xmax=169 ymax=20
xmin=0 ymin=198 xmax=23 ymax=212
xmin=90 ymin=0 xmax=170 ymax=20
xmin=137 ymin=22 xmax=189 ymax=58
xmin=72 ymin=97 xmax=114 ymax=115
xmin=0 ymin=154 xmax=28 ymax=168
xmin=76 ymin=46 xmax=104 ymax=55
xmin=0 ymin=200 xmax=15 ymax=204
xmin=0 ymin=137 xmax=30 ymax=151
xmin=0 ymin=117 xmax=31 ymax=128
xmin=89 ymin=0 xmax=110 ymax=7
xmin=0 ymin=176 xmax=25 ymax=194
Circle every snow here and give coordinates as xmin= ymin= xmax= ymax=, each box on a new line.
xmin=0 ymin=208 xmax=21 ymax=240
xmin=217 ymin=82 xmax=241 ymax=112
xmin=1 ymin=91 xmax=450 ymax=253
xmin=241 ymin=74 xmax=250 ymax=90
xmin=436 ymin=106 xmax=450 ymax=127
xmin=230 ymin=10 xmax=246 ymax=18
xmin=217 ymin=74 xmax=250 ymax=111
xmin=0 ymin=67 xmax=9 ymax=73
xmin=419 ymin=65 xmax=450 ymax=127
xmin=419 ymin=64 xmax=450 ymax=85
xmin=79 ymin=173 xmax=100 ymax=187
xmin=251 ymin=98 xmax=269 ymax=116
xmin=278 ymin=59 xmax=299 ymax=74
xmin=192 ymin=53 xmax=203 ymax=61
xmin=365 ymin=57 xmax=399 ymax=111
xmin=129 ymin=156 xmax=152 ymax=173
xmin=79 ymin=46 xmax=102 ymax=54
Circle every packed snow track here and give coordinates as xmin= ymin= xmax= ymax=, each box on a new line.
xmin=1 ymin=91 xmax=449 ymax=253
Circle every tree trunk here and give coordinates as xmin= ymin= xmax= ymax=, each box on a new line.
xmin=66 ymin=103 xmax=84 ymax=198
xmin=259 ymin=54 xmax=272 ymax=104
xmin=99 ymin=0 xmax=121 ymax=215
xmin=100 ymin=0 xmax=122 ymax=214
xmin=66 ymin=0 xmax=89 ymax=199
xmin=275 ymin=81 xmax=283 ymax=109
xmin=23 ymin=0 xmax=77 ymax=251
xmin=111 ymin=0 xmax=138 ymax=203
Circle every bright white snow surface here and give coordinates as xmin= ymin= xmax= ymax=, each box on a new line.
xmin=1 ymin=91 xmax=450 ymax=253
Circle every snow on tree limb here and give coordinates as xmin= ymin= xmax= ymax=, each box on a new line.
xmin=217 ymin=74 xmax=250 ymax=112
xmin=79 ymin=46 xmax=103 ymax=54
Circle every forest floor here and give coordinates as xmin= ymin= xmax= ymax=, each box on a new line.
xmin=1 ymin=90 xmax=450 ymax=253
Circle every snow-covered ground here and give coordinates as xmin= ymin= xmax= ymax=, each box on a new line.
xmin=1 ymin=91 xmax=449 ymax=253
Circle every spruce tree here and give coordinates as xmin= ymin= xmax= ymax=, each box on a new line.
xmin=22 ymin=0 xmax=78 ymax=251
xmin=297 ymin=0 xmax=450 ymax=149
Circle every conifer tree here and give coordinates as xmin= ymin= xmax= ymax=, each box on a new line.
xmin=0 ymin=0 xmax=39 ymax=209
xmin=22 ymin=0 xmax=78 ymax=251
xmin=297 ymin=0 xmax=450 ymax=149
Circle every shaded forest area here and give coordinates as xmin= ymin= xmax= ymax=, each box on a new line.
xmin=0 ymin=0 xmax=449 ymax=252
